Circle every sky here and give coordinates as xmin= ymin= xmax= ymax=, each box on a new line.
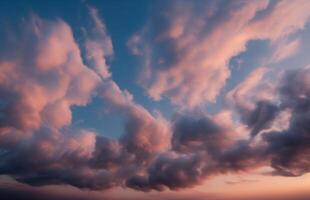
xmin=1 ymin=0 xmax=310 ymax=199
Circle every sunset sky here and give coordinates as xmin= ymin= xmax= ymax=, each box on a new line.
xmin=1 ymin=0 xmax=310 ymax=200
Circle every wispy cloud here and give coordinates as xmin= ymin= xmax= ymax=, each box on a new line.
xmin=130 ymin=0 xmax=310 ymax=109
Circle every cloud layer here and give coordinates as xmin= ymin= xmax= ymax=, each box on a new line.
xmin=0 ymin=0 xmax=310 ymax=195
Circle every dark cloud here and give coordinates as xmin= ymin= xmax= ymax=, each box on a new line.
xmin=91 ymin=136 xmax=121 ymax=169
xmin=125 ymin=67 xmax=310 ymax=191
xmin=127 ymin=152 xmax=208 ymax=191
xmin=246 ymin=101 xmax=279 ymax=137
xmin=171 ymin=114 xmax=227 ymax=153
xmin=126 ymin=113 xmax=265 ymax=191
xmin=262 ymin=67 xmax=310 ymax=177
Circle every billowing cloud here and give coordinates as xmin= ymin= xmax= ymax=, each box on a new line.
xmin=130 ymin=0 xmax=310 ymax=109
xmin=0 ymin=9 xmax=171 ymax=191
xmin=0 ymin=15 xmax=100 ymax=133
xmin=97 ymin=80 xmax=171 ymax=164
xmin=126 ymin=112 xmax=267 ymax=191
xmin=0 ymin=14 xmax=112 ymax=190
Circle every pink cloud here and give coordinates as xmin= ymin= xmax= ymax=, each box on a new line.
xmin=130 ymin=0 xmax=310 ymax=109
xmin=226 ymin=67 xmax=274 ymax=112
xmin=0 ymin=10 xmax=172 ymax=191
xmin=0 ymin=16 xmax=100 ymax=131
xmin=99 ymin=80 xmax=171 ymax=157
xmin=270 ymin=39 xmax=300 ymax=63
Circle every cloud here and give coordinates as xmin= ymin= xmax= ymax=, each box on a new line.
xmin=226 ymin=67 xmax=274 ymax=112
xmin=1 ymin=1 xmax=310 ymax=195
xmin=226 ymin=67 xmax=278 ymax=137
xmin=126 ymin=64 xmax=310 ymax=191
xmin=270 ymin=39 xmax=300 ymax=63
xmin=97 ymin=79 xmax=171 ymax=162
xmin=0 ymin=10 xmax=171 ymax=191
xmin=126 ymin=112 xmax=267 ymax=191
xmin=0 ymin=13 xmax=110 ymax=189
xmin=130 ymin=0 xmax=310 ymax=109
xmin=0 ymin=16 xmax=100 ymax=132
xmin=84 ymin=7 xmax=113 ymax=79
xmin=263 ymin=67 xmax=310 ymax=176
xmin=171 ymin=113 xmax=231 ymax=153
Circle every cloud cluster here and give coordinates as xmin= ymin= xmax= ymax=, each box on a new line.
xmin=0 ymin=15 xmax=100 ymax=140
xmin=0 ymin=13 xmax=113 ymax=189
xmin=0 ymin=8 xmax=171 ymax=191
xmin=129 ymin=0 xmax=310 ymax=109
xmin=126 ymin=113 xmax=264 ymax=191
xmin=1 ymin=1 xmax=310 ymax=194
xmin=126 ymin=66 xmax=310 ymax=191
